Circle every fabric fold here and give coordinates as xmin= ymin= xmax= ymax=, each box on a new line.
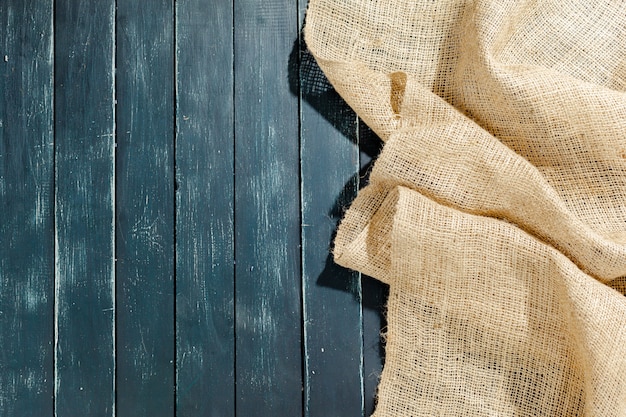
xmin=349 ymin=185 xmax=626 ymax=416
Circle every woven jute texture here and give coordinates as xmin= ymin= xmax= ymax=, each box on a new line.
xmin=305 ymin=0 xmax=626 ymax=415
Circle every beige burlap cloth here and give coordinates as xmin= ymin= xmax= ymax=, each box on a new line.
xmin=305 ymin=0 xmax=626 ymax=415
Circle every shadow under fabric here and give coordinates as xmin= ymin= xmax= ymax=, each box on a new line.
xmin=304 ymin=0 xmax=626 ymax=415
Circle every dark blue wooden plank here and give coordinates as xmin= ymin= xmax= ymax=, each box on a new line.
xmin=296 ymin=36 xmax=365 ymax=415
xmin=53 ymin=1 xmax=116 ymax=415
xmin=358 ymin=122 xmax=386 ymax=416
xmin=175 ymin=0 xmax=235 ymax=415
xmin=0 ymin=1 xmax=54 ymax=415
xmin=362 ymin=276 xmax=387 ymax=415
xmin=115 ymin=1 xmax=175 ymax=415
xmin=234 ymin=0 xmax=303 ymax=414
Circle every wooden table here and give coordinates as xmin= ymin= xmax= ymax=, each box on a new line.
xmin=1 ymin=1 xmax=386 ymax=415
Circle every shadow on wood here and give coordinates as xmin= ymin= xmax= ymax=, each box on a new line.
xmin=290 ymin=32 xmax=389 ymax=416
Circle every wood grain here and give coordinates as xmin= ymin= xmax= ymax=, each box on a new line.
xmin=234 ymin=0 xmax=303 ymax=415
xmin=175 ymin=0 xmax=235 ymax=415
xmin=54 ymin=1 xmax=116 ymax=415
xmin=0 ymin=1 xmax=54 ymax=415
xmin=115 ymin=1 xmax=176 ymax=416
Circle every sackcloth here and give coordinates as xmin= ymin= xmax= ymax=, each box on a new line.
xmin=305 ymin=0 xmax=626 ymax=415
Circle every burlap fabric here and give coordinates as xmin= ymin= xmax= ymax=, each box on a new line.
xmin=304 ymin=0 xmax=626 ymax=415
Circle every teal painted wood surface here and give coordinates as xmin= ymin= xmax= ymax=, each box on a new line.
xmin=54 ymin=0 xmax=116 ymax=415
xmin=358 ymin=123 xmax=387 ymax=417
xmin=297 ymin=31 xmax=365 ymax=416
xmin=115 ymin=1 xmax=176 ymax=415
xmin=233 ymin=0 xmax=303 ymax=414
xmin=0 ymin=1 xmax=54 ymax=415
xmin=175 ymin=0 xmax=235 ymax=415
xmin=0 ymin=1 xmax=385 ymax=415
